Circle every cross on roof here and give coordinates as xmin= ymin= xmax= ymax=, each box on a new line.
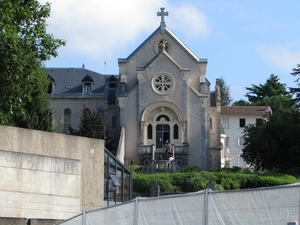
xmin=157 ymin=7 xmax=168 ymax=24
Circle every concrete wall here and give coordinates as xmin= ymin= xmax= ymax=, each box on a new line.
xmin=0 ymin=218 xmax=63 ymax=225
xmin=0 ymin=125 xmax=104 ymax=220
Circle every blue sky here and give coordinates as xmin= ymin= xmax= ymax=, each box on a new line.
xmin=40 ymin=0 xmax=300 ymax=102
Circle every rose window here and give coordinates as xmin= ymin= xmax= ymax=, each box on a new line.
xmin=152 ymin=73 xmax=174 ymax=95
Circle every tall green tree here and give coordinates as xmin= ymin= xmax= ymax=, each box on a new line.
xmin=0 ymin=0 xmax=65 ymax=130
xmin=69 ymin=108 xmax=115 ymax=151
xmin=241 ymin=110 xmax=300 ymax=172
xmin=12 ymin=66 xmax=54 ymax=130
xmin=218 ymin=77 xmax=232 ymax=106
xmin=289 ymin=64 xmax=300 ymax=108
xmin=231 ymin=99 xmax=251 ymax=106
xmin=69 ymin=109 xmax=108 ymax=139
xmin=244 ymin=74 xmax=294 ymax=112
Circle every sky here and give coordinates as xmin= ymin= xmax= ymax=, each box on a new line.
xmin=40 ymin=0 xmax=300 ymax=102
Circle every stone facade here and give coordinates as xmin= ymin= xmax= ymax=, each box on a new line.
xmin=117 ymin=9 xmax=221 ymax=170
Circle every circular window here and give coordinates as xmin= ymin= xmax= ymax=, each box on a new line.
xmin=152 ymin=73 xmax=175 ymax=95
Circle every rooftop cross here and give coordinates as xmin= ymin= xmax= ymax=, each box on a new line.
xmin=157 ymin=7 xmax=168 ymax=24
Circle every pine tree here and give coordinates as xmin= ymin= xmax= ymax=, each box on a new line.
xmin=219 ymin=77 xmax=233 ymax=106
xmin=289 ymin=64 xmax=300 ymax=108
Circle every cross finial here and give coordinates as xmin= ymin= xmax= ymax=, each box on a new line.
xmin=157 ymin=7 xmax=168 ymax=25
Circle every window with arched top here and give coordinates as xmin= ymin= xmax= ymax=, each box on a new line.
xmin=64 ymin=109 xmax=71 ymax=133
xmin=156 ymin=115 xmax=170 ymax=121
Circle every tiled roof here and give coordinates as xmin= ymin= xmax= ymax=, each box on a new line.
xmin=45 ymin=67 xmax=106 ymax=94
xmin=221 ymin=106 xmax=270 ymax=115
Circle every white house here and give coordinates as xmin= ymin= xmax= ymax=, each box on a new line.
xmin=221 ymin=106 xmax=271 ymax=168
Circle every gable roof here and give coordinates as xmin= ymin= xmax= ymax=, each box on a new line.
xmin=118 ymin=26 xmax=207 ymax=64
xmin=81 ymin=75 xmax=94 ymax=84
xmin=221 ymin=106 xmax=271 ymax=116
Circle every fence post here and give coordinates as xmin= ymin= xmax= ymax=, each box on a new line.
xmin=133 ymin=197 xmax=139 ymax=225
xmin=82 ymin=209 xmax=86 ymax=225
xmin=203 ymin=187 xmax=209 ymax=225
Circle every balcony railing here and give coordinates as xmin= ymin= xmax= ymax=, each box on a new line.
xmin=138 ymin=144 xmax=189 ymax=173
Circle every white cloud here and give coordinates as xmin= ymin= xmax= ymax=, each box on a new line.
xmin=39 ymin=0 xmax=209 ymax=61
xmin=167 ymin=3 xmax=210 ymax=39
xmin=256 ymin=43 xmax=300 ymax=72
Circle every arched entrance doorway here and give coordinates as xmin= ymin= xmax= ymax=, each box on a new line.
xmin=140 ymin=101 xmax=186 ymax=149
xmin=156 ymin=124 xmax=170 ymax=148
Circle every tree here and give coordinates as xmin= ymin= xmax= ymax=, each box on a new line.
xmin=12 ymin=65 xmax=55 ymax=131
xmin=218 ymin=77 xmax=232 ymax=106
xmin=289 ymin=64 xmax=300 ymax=108
xmin=231 ymin=99 xmax=251 ymax=106
xmin=69 ymin=109 xmax=107 ymax=139
xmin=0 ymin=0 xmax=65 ymax=130
xmin=69 ymin=108 xmax=115 ymax=150
xmin=241 ymin=110 xmax=300 ymax=172
xmin=244 ymin=74 xmax=295 ymax=112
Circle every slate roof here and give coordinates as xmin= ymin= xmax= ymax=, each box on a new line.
xmin=221 ymin=106 xmax=270 ymax=115
xmin=45 ymin=67 xmax=106 ymax=95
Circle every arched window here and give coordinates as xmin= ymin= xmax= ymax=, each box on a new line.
xmin=64 ymin=109 xmax=71 ymax=133
xmin=156 ymin=115 xmax=170 ymax=121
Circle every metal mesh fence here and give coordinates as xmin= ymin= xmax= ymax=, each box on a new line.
xmin=56 ymin=183 xmax=300 ymax=225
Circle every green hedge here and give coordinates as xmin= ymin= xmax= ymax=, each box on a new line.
xmin=133 ymin=171 xmax=299 ymax=195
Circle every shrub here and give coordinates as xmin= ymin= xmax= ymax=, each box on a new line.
xmin=183 ymin=166 xmax=202 ymax=173
xmin=133 ymin=171 xmax=299 ymax=194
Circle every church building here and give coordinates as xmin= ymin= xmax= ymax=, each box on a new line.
xmin=45 ymin=8 xmax=223 ymax=171
xmin=115 ymin=8 xmax=222 ymax=170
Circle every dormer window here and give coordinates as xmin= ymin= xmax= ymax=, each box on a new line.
xmin=109 ymin=82 xmax=116 ymax=88
xmin=84 ymin=83 xmax=92 ymax=94
xmin=47 ymin=75 xmax=55 ymax=94
xmin=81 ymin=75 xmax=94 ymax=94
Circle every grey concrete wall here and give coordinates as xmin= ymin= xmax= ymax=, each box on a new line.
xmin=0 ymin=217 xmax=27 ymax=225
xmin=29 ymin=218 xmax=63 ymax=225
xmin=0 ymin=218 xmax=63 ymax=225
xmin=0 ymin=125 xmax=104 ymax=220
